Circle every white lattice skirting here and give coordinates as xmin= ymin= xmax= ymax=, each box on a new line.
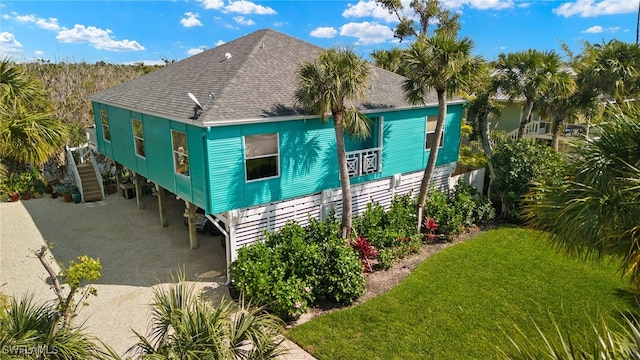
xmin=227 ymin=162 xmax=457 ymax=253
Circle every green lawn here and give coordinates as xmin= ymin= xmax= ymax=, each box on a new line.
xmin=288 ymin=227 xmax=637 ymax=359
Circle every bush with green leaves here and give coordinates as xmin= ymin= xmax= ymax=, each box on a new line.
xmin=230 ymin=219 xmax=365 ymax=321
xmin=491 ymin=137 xmax=564 ymax=221
xmin=353 ymin=194 xmax=418 ymax=249
xmin=425 ymin=181 xmax=496 ymax=236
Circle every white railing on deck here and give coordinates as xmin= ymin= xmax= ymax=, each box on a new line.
xmin=65 ymin=146 xmax=83 ymax=202
xmin=508 ymin=120 xmax=552 ymax=140
xmin=346 ymin=147 xmax=381 ymax=178
xmin=66 ymin=144 xmax=105 ymax=202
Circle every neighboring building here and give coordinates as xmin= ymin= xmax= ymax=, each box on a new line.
xmin=89 ymin=29 xmax=466 ymax=276
xmin=491 ymin=93 xmax=553 ymax=141
xmin=491 ymin=92 xmax=588 ymax=143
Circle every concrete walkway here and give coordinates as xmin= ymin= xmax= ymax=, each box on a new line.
xmin=0 ymin=193 xmax=313 ymax=359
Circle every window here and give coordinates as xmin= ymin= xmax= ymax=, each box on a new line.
xmin=172 ymin=130 xmax=189 ymax=176
xmin=425 ymin=115 xmax=444 ymax=150
xmin=101 ymin=110 xmax=111 ymax=141
xmin=132 ymin=119 xmax=145 ymax=157
xmin=244 ymin=133 xmax=279 ymax=181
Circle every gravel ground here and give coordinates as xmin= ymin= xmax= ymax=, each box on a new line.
xmin=0 ymin=193 xmax=313 ymax=359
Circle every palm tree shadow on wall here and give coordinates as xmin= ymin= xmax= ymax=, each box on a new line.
xmin=316 ymin=121 xmax=392 ymax=212
xmin=228 ymin=130 xmax=321 ymax=211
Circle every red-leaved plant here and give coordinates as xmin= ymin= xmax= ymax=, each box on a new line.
xmin=352 ymin=236 xmax=379 ymax=272
xmin=423 ymin=217 xmax=439 ymax=244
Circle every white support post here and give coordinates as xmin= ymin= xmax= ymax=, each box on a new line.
xmin=224 ymin=210 xmax=239 ymax=285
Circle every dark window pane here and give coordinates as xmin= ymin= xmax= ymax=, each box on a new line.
xmin=246 ymin=156 xmax=277 ymax=180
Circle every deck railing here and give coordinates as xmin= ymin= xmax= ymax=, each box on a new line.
xmin=346 ymin=147 xmax=381 ymax=178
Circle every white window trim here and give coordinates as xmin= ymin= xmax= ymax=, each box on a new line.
xmin=244 ymin=133 xmax=280 ymax=183
xmin=171 ymin=130 xmax=189 ymax=178
xmin=132 ymin=118 xmax=145 ymax=159
xmin=101 ymin=110 xmax=111 ymax=143
xmin=425 ymin=115 xmax=444 ymax=151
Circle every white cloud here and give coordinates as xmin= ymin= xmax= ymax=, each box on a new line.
xmin=215 ymin=40 xmax=226 ymax=46
xmin=198 ymin=0 xmax=224 ymax=10
xmin=554 ymin=0 xmax=635 ymax=17
xmin=440 ymin=0 xmax=513 ymax=10
xmin=34 ymin=50 xmax=44 ymax=56
xmin=9 ymin=12 xmax=61 ymax=31
xmin=181 ymin=12 xmax=202 ymax=27
xmin=0 ymin=32 xmax=23 ymax=56
xmin=57 ymin=25 xmax=145 ymax=51
xmin=223 ymin=1 xmax=276 ymax=15
xmin=339 ymin=22 xmax=394 ymax=45
xmin=342 ymin=1 xmax=399 ymax=23
xmin=187 ymin=46 xmax=206 ymax=56
xmin=581 ymin=25 xmax=620 ymax=33
xmin=233 ymin=16 xmax=255 ymax=26
xmin=273 ymin=21 xmax=286 ymax=27
xmin=583 ymin=25 xmax=603 ymax=33
xmin=310 ymin=27 xmax=338 ymax=39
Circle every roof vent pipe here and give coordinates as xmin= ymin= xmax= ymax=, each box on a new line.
xmin=224 ymin=53 xmax=232 ymax=60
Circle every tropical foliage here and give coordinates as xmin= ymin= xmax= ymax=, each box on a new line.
xmin=403 ymin=32 xmax=480 ymax=230
xmin=295 ymin=48 xmax=373 ymax=238
xmin=0 ymin=294 xmax=113 ymax=360
xmin=491 ymin=137 xmax=564 ymax=221
xmin=493 ymin=49 xmax=568 ymax=138
xmin=230 ymin=218 xmax=365 ymax=321
xmin=129 ymin=277 xmax=285 ymax=359
xmin=0 ymin=59 xmax=69 ymax=167
xmin=525 ymin=105 xmax=640 ymax=288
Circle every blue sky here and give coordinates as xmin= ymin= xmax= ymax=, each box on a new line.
xmin=0 ymin=0 xmax=636 ymax=64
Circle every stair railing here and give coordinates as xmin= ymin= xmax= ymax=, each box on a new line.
xmin=65 ymin=145 xmax=84 ymax=203
xmin=89 ymin=148 xmax=105 ymax=200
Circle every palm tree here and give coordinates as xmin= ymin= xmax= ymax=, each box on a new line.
xmin=129 ymin=278 xmax=285 ymax=359
xmin=533 ymin=68 xmax=578 ymax=151
xmin=467 ymin=60 xmax=501 ymax=198
xmin=0 ymin=294 xmax=114 ymax=359
xmin=295 ymin=48 xmax=373 ymax=239
xmin=493 ymin=49 xmax=565 ymax=138
xmin=371 ymin=48 xmax=407 ymax=76
xmin=579 ymin=40 xmax=640 ymax=104
xmin=524 ymin=105 xmax=640 ymax=288
xmin=403 ymin=33 xmax=479 ymax=231
xmin=0 ymin=58 xmax=68 ymax=167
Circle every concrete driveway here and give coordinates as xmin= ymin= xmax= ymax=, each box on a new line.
xmin=1 ymin=192 xmax=229 ymax=356
xmin=0 ymin=191 xmax=314 ymax=359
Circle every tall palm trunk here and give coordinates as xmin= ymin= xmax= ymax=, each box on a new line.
xmin=551 ymin=115 xmax=564 ymax=151
xmin=478 ymin=107 xmax=496 ymax=199
xmin=333 ymin=112 xmax=353 ymax=239
xmin=517 ymin=99 xmax=535 ymax=138
xmin=417 ymin=89 xmax=447 ymax=232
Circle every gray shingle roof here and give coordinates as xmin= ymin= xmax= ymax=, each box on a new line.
xmin=90 ymin=29 xmax=441 ymax=126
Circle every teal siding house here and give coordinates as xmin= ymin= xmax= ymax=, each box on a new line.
xmin=89 ymin=29 xmax=465 ymax=276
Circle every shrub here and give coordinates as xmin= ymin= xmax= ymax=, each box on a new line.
xmin=376 ymin=249 xmax=395 ymax=270
xmin=425 ymin=182 xmax=495 ymax=235
xmin=353 ymin=194 xmax=418 ymax=250
xmin=491 ymin=137 xmax=564 ymax=221
xmin=230 ymin=219 xmax=365 ymax=321
xmin=426 ymin=190 xmax=464 ymax=235
xmin=352 ymin=236 xmax=379 ymax=272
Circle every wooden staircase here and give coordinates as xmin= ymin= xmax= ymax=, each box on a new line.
xmin=77 ymin=162 xmax=103 ymax=202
